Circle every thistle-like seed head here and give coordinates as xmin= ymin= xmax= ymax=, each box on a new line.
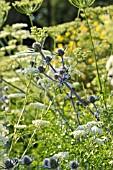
xmin=22 ymin=155 xmax=33 ymax=165
xmin=49 ymin=158 xmax=59 ymax=169
xmin=54 ymin=73 xmax=59 ymax=79
xmin=87 ymin=95 xmax=98 ymax=103
xmin=32 ymin=42 xmax=42 ymax=52
xmin=4 ymin=159 xmax=14 ymax=169
xmin=46 ymin=55 xmax=52 ymax=62
xmin=38 ymin=66 xmax=45 ymax=73
xmin=69 ymin=161 xmax=79 ymax=169
xmin=57 ymin=48 xmax=65 ymax=56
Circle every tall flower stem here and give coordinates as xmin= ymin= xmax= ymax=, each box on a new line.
xmin=8 ymin=78 xmax=31 ymax=157
xmin=83 ymin=9 xmax=102 ymax=93
xmin=28 ymin=15 xmax=33 ymax=27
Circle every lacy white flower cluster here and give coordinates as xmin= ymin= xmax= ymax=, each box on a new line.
xmin=0 ymin=124 xmax=9 ymax=146
xmin=106 ymin=55 xmax=113 ymax=86
xmin=71 ymin=121 xmax=103 ymax=138
xmin=8 ymin=93 xmax=26 ymax=98
xmin=32 ymin=120 xmax=50 ymax=127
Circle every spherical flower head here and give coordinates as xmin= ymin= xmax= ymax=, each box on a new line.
xmin=32 ymin=42 xmax=42 ymax=52
xmin=59 ymin=68 xmax=65 ymax=75
xmin=4 ymin=159 xmax=14 ymax=169
xmin=30 ymin=61 xmax=36 ymax=67
xmin=22 ymin=155 xmax=33 ymax=165
xmin=46 ymin=55 xmax=52 ymax=62
xmin=38 ymin=66 xmax=45 ymax=73
xmin=12 ymin=158 xmax=20 ymax=165
xmin=54 ymin=73 xmax=59 ymax=79
xmin=49 ymin=158 xmax=59 ymax=169
xmin=42 ymin=158 xmax=59 ymax=169
xmin=57 ymin=48 xmax=65 ymax=56
xmin=87 ymin=95 xmax=98 ymax=103
xmin=69 ymin=161 xmax=79 ymax=169
xmin=43 ymin=158 xmax=50 ymax=167
xmin=76 ymin=101 xmax=81 ymax=106
xmin=4 ymin=86 xmax=10 ymax=91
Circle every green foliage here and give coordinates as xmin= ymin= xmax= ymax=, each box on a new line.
xmin=0 ymin=1 xmax=113 ymax=170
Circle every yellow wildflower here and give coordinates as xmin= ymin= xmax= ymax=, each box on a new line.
xmin=88 ymin=58 xmax=93 ymax=64
xmin=90 ymin=15 xmax=94 ymax=19
xmin=70 ymin=34 xmax=75 ymax=40
xmin=58 ymin=43 xmax=63 ymax=48
xmin=96 ymin=26 xmax=100 ymax=32
xmin=57 ymin=35 xmax=64 ymax=42
xmin=99 ymin=32 xmax=105 ymax=39
xmin=102 ymin=40 xmax=107 ymax=45
xmin=99 ymin=14 xmax=104 ymax=20
xmin=77 ymin=41 xmax=81 ymax=47
xmin=79 ymin=25 xmax=84 ymax=31
xmin=65 ymin=31 xmax=70 ymax=37
xmin=69 ymin=41 xmax=75 ymax=47
xmin=93 ymin=21 xmax=98 ymax=26
xmin=83 ymin=27 xmax=88 ymax=33
xmin=81 ymin=74 xmax=86 ymax=80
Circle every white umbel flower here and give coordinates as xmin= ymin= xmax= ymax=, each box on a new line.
xmin=0 ymin=124 xmax=9 ymax=146
xmin=8 ymin=93 xmax=26 ymax=98
xmin=106 ymin=55 xmax=113 ymax=71
xmin=53 ymin=152 xmax=69 ymax=159
xmin=30 ymin=102 xmax=47 ymax=109
xmin=90 ymin=126 xmax=102 ymax=135
xmin=71 ymin=130 xmax=86 ymax=138
xmin=14 ymin=124 xmax=27 ymax=129
xmin=12 ymin=23 xmax=28 ymax=29
xmin=22 ymin=67 xmax=38 ymax=74
xmin=32 ymin=120 xmax=50 ymax=126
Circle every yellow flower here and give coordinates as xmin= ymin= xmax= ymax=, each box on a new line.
xmin=93 ymin=21 xmax=98 ymax=26
xmin=58 ymin=43 xmax=63 ymax=48
xmin=83 ymin=27 xmax=88 ymax=33
xmin=57 ymin=35 xmax=64 ymax=42
xmin=96 ymin=26 xmax=100 ymax=32
xmin=78 ymin=25 xmax=84 ymax=31
xmin=77 ymin=41 xmax=81 ymax=47
xmin=65 ymin=31 xmax=70 ymax=37
xmin=88 ymin=58 xmax=93 ymax=64
xmin=99 ymin=14 xmax=104 ymax=20
xmin=99 ymin=32 xmax=105 ymax=39
xmin=70 ymin=34 xmax=75 ymax=40
xmin=90 ymin=15 xmax=94 ymax=19
xmin=81 ymin=74 xmax=86 ymax=80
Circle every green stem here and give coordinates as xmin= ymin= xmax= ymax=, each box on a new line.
xmin=21 ymin=128 xmax=37 ymax=158
xmin=84 ymin=9 xmax=102 ymax=93
xmin=2 ymin=78 xmax=25 ymax=93
xmin=28 ymin=15 xmax=33 ymax=27
xmin=8 ymin=78 xmax=32 ymax=156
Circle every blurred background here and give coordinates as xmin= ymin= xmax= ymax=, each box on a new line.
xmin=5 ymin=0 xmax=113 ymax=28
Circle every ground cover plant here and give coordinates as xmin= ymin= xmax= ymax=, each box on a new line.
xmin=0 ymin=0 xmax=113 ymax=169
